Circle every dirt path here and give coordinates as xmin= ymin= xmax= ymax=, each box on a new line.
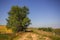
xmin=18 ymin=33 xmax=30 ymax=40
xmin=17 ymin=32 xmax=38 ymax=40
xmin=31 ymin=33 xmax=38 ymax=40
xmin=17 ymin=32 xmax=52 ymax=40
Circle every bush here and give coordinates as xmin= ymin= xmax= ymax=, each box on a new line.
xmin=38 ymin=27 xmax=53 ymax=32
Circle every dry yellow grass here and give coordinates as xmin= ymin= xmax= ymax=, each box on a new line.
xmin=0 ymin=25 xmax=12 ymax=33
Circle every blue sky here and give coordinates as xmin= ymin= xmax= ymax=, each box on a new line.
xmin=0 ymin=0 xmax=60 ymax=28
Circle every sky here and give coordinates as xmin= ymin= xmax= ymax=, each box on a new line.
xmin=0 ymin=0 xmax=60 ymax=28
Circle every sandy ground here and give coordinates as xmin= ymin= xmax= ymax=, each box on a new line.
xmin=17 ymin=32 xmax=51 ymax=40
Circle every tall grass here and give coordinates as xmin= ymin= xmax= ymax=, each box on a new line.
xmin=0 ymin=33 xmax=18 ymax=40
xmin=0 ymin=34 xmax=11 ymax=40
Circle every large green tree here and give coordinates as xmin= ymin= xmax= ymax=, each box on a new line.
xmin=6 ymin=6 xmax=31 ymax=32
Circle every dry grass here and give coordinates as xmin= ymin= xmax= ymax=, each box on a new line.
xmin=0 ymin=25 xmax=12 ymax=33
xmin=0 ymin=26 xmax=60 ymax=40
xmin=16 ymin=29 xmax=60 ymax=40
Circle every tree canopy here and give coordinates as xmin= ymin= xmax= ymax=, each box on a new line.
xmin=6 ymin=6 xmax=31 ymax=32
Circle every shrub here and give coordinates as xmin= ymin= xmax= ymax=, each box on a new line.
xmin=38 ymin=27 xmax=53 ymax=32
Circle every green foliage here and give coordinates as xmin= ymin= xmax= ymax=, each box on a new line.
xmin=6 ymin=6 xmax=31 ymax=33
xmin=38 ymin=27 xmax=53 ymax=32
xmin=0 ymin=34 xmax=12 ymax=40
xmin=0 ymin=33 xmax=19 ymax=40
xmin=0 ymin=34 xmax=8 ymax=40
